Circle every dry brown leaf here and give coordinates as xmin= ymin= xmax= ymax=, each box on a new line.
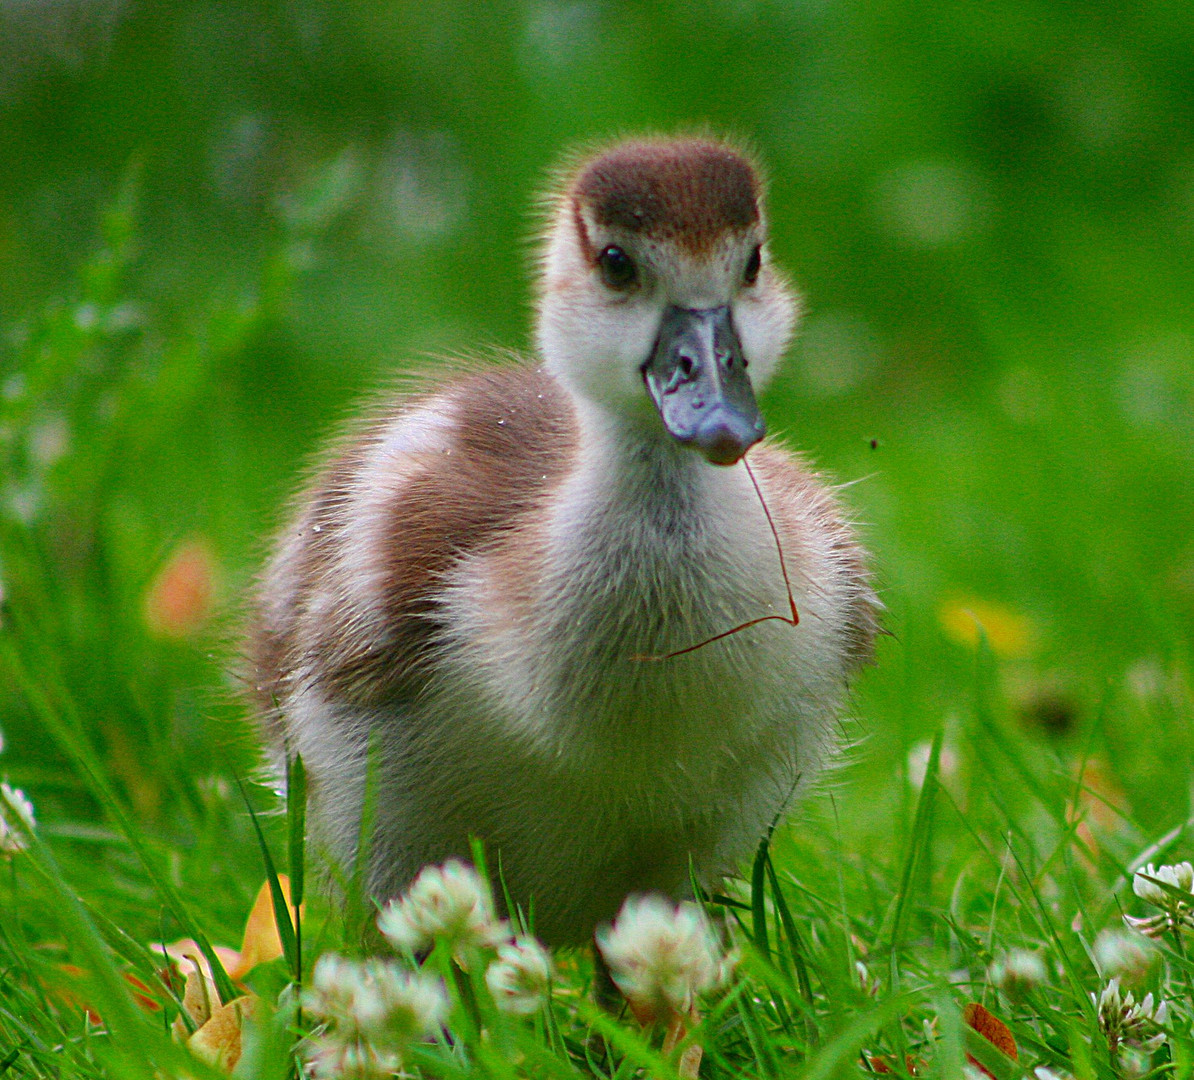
xmin=864 ymin=1053 xmax=920 ymax=1074
xmin=964 ymin=1001 xmax=1018 ymax=1077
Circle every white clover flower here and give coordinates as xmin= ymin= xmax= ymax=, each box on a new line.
xmin=485 ymin=936 xmax=552 ymax=1016
xmin=1133 ymin=862 xmax=1194 ymax=906
xmin=989 ymin=949 xmax=1046 ymax=996
xmin=377 ymin=860 xmax=507 ymax=960
xmin=0 ymin=782 xmax=35 ymax=854
xmin=305 ymin=954 xmax=359 ymax=1029
xmin=306 ymin=1036 xmax=401 ymax=1080
xmin=1093 ymin=978 xmax=1168 ymax=1055
xmin=1127 ymin=862 xmax=1194 ymax=937
xmin=1094 ymin=928 xmax=1157 ymax=984
xmin=596 ymin=895 xmax=729 ymax=1021
xmin=304 ymin=953 xmax=447 ymax=1049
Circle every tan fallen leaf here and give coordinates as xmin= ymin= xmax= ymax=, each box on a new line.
xmin=189 ymin=995 xmax=259 ymax=1071
xmin=155 ymin=876 xmax=301 ymax=986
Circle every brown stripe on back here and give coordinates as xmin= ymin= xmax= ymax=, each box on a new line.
xmin=571 ymin=139 xmax=760 ymax=253
xmin=245 ymin=436 xmax=373 ymax=725
xmin=310 ymin=364 xmax=577 ymax=707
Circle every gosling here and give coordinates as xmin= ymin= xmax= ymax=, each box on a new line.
xmin=246 ymin=136 xmax=878 ymax=947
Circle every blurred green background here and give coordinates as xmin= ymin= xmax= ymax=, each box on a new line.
xmin=1 ymin=0 xmax=1193 ymax=934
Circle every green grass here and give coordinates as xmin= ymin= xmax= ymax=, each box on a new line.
xmin=1 ymin=152 xmax=1193 ymax=1079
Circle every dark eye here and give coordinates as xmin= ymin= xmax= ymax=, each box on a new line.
xmin=598 ymin=245 xmax=637 ymax=289
xmin=743 ymin=245 xmax=762 ymax=286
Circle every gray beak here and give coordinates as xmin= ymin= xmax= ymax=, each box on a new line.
xmin=641 ymin=305 xmax=766 ymax=466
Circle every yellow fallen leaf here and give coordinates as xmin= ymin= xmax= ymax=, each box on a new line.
xmin=938 ymin=597 xmax=1034 ymax=658
xmin=173 ymin=952 xmax=220 ymax=1036
xmin=189 ymin=995 xmax=258 ymax=1071
xmin=154 ymin=877 xmax=301 ymax=989
xmin=231 ymin=875 xmax=298 ymax=979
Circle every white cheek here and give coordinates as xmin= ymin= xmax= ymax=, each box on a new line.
xmin=539 ymin=290 xmax=661 ymax=410
xmin=734 ymin=284 xmax=797 ymax=391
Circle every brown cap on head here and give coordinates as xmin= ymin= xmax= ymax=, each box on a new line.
xmin=570 ymin=138 xmax=761 ymax=254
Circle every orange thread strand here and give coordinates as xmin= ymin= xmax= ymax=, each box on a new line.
xmin=632 ymin=455 xmax=799 ymax=663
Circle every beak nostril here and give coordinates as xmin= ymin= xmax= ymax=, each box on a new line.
xmin=679 ymin=354 xmax=695 ymax=378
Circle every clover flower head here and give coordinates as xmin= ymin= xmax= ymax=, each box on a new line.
xmin=989 ymin=948 xmax=1046 ymax=996
xmin=1093 ymin=978 xmax=1168 ymax=1054
xmin=1126 ymin=862 xmax=1194 ymax=938
xmin=1094 ymin=929 xmax=1157 ymax=984
xmin=596 ymin=894 xmax=730 ymax=1021
xmin=1133 ymin=862 xmax=1194 ymax=907
xmin=306 ymin=1037 xmax=401 ymax=1080
xmin=377 ymin=859 xmax=507 ymax=959
xmin=304 ymin=953 xmax=447 ymax=1048
xmin=485 ymin=936 xmax=552 ymax=1016
xmin=0 ymin=782 xmax=35 ymax=854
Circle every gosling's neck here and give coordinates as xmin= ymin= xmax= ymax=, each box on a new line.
xmin=549 ymin=389 xmax=752 ymax=573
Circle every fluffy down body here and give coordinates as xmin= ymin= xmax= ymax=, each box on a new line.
xmin=247 ymin=138 xmax=878 ymax=946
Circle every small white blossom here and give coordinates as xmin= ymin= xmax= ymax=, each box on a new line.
xmin=1093 ymin=978 xmax=1168 ymax=1055
xmin=306 ymin=1036 xmax=401 ymax=1080
xmin=377 ymin=860 xmax=507 ymax=959
xmin=596 ymin=895 xmax=730 ymax=1021
xmin=304 ymin=953 xmax=447 ymax=1047
xmin=485 ymin=936 xmax=552 ymax=1016
xmin=0 ymin=782 xmax=35 ymax=854
xmin=989 ymin=949 xmax=1046 ymax=996
xmin=1094 ymin=929 xmax=1157 ymax=984
xmin=1127 ymin=862 xmax=1194 ymax=937
xmin=1133 ymin=861 xmax=1194 ymax=906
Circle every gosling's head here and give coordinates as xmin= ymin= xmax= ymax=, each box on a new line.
xmin=536 ymin=137 xmax=799 ymax=466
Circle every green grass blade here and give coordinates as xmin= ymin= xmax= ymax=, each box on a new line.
xmin=575 ymin=999 xmax=678 ymax=1079
xmin=287 ymin=752 xmax=307 ymax=909
xmin=798 ymin=992 xmax=913 ymax=1080
xmin=13 ymin=801 xmax=172 ymax=1080
xmin=286 ymin=751 xmax=307 ymax=986
xmin=751 ymin=835 xmax=771 ymax=964
xmin=0 ymin=637 xmax=239 ymax=1006
xmin=234 ymin=775 xmax=299 ymax=980
xmin=889 ymin=728 xmax=943 ymax=967
xmin=765 ymin=852 xmax=819 ymax=1048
